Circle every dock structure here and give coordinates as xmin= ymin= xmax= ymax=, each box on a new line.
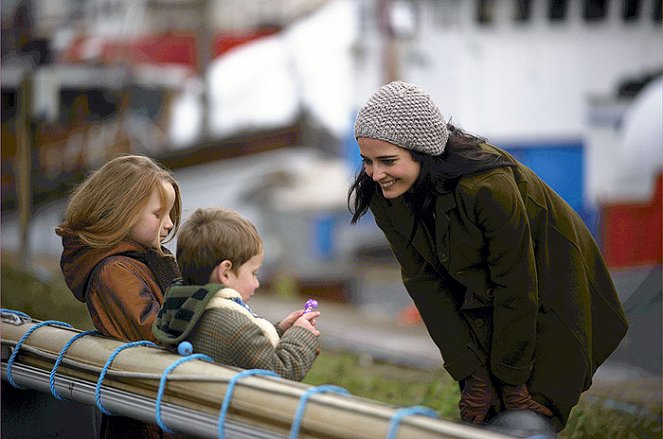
xmin=1 ymin=311 xmax=514 ymax=439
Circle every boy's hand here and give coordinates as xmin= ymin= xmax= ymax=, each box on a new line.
xmin=293 ymin=311 xmax=321 ymax=336
xmin=278 ymin=310 xmax=304 ymax=331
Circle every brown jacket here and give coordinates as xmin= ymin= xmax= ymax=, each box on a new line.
xmin=369 ymin=144 xmax=628 ymax=430
xmin=59 ymin=234 xmax=183 ymax=439
xmin=59 ymin=235 xmax=172 ymax=341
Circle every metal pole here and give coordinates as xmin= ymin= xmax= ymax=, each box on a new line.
xmin=2 ymin=362 xmax=284 ymax=439
xmin=2 ymin=320 xmax=515 ymax=439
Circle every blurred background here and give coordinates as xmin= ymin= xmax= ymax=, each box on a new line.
xmin=1 ymin=0 xmax=661 ymax=390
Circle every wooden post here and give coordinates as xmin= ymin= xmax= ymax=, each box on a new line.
xmin=196 ymin=0 xmax=212 ymax=141
xmin=15 ymin=72 xmax=33 ymax=269
xmin=379 ymin=0 xmax=399 ymax=83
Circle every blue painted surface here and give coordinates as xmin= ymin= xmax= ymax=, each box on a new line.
xmin=344 ymin=112 xmax=364 ymax=175
xmin=505 ymin=145 xmax=583 ymax=210
xmin=502 ymin=140 xmax=599 ymax=239
xmin=312 ymin=214 xmax=336 ymax=260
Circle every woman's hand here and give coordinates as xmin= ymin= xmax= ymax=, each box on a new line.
xmin=293 ymin=311 xmax=321 ymax=336
xmin=458 ymin=367 xmax=498 ymax=424
xmin=278 ymin=310 xmax=305 ymax=331
xmin=501 ymin=384 xmax=553 ymax=417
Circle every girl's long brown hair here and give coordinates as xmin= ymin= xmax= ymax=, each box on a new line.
xmin=56 ymin=154 xmax=182 ymax=249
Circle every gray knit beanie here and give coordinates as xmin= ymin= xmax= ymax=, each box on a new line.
xmin=354 ymin=81 xmax=449 ymax=156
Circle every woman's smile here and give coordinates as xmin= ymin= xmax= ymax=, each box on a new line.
xmin=379 ymin=179 xmax=396 ymax=189
xmin=357 ymin=137 xmax=421 ymax=199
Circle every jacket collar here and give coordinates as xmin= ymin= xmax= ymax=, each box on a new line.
xmin=384 ymin=191 xmax=456 ymax=268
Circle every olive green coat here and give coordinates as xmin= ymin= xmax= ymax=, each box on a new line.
xmin=369 ymin=144 xmax=628 ymax=429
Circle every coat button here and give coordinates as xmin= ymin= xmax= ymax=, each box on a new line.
xmin=474 ymin=318 xmax=485 ymax=328
xmin=486 ymin=288 xmax=494 ymax=298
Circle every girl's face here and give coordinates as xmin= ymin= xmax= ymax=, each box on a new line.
xmin=223 ymin=251 xmax=264 ymax=302
xmin=358 ymin=138 xmax=421 ymax=199
xmin=128 ymin=181 xmax=176 ymax=248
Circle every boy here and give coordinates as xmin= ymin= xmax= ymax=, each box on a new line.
xmin=153 ymin=207 xmax=321 ymax=381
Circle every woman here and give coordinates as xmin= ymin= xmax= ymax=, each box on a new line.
xmin=348 ymin=81 xmax=628 ymax=432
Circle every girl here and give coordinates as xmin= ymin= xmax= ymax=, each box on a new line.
xmin=56 ymin=154 xmax=182 ymax=439
xmin=349 ymin=81 xmax=628 ymax=434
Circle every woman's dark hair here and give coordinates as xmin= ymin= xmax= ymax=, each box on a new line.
xmin=348 ymin=124 xmax=515 ymax=242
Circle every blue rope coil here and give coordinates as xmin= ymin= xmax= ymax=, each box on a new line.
xmin=6 ymin=320 xmax=73 ymax=388
xmin=289 ymin=385 xmax=351 ymax=439
xmin=155 ymin=353 xmax=213 ymax=433
xmin=386 ymin=405 xmax=439 ymax=439
xmin=49 ymin=330 xmax=100 ymax=400
xmin=95 ymin=340 xmax=157 ymax=415
xmin=217 ymin=369 xmax=280 ymax=439
xmin=0 ymin=308 xmax=31 ymax=320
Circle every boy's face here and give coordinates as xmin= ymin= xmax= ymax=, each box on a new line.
xmin=225 ymin=251 xmax=264 ymax=302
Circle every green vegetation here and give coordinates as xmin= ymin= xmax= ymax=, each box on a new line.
xmin=304 ymin=350 xmax=460 ymax=418
xmin=304 ymin=350 xmax=662 ymax=438
xmin=2 ymin=261 xmax=661 ymax=438
xmin=1 ymin=260 xmax=94 ymax=330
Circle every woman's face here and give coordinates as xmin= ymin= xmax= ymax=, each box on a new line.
xmin=358 ymin=138 xmax=421 ymax=199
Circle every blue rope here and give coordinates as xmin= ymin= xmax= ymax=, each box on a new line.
xmin=6 ymin=320 xmax=73 ymax=388
xmin=95 ymin=340 xmax=157 ymax=415
xmin=386 ymin=405 xmax=439 ymax=439
xmin=289 ymin=385 xmax=351 ymax=439
xmin=1 ymin=308 xmax=31 ymax=320
xmin=49 ymin=330 xmax=100 ymax=400
xmin=217 ymin=369 xmax=280 ymax=439
xmin=155 ymin=353 xmax=213 ymax=433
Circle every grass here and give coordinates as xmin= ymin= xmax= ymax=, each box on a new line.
xmin=1 ymin=260 xmax=94 ymax=330
xmin=303 ymin=349 xmax=461 ymax=418
xmin=2 ymin=259 xmax=661 ymax=438
xmin=303 ymin=349 xmax=662 ymax=439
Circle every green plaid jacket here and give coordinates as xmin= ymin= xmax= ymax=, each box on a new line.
xmin=153 ymin=283 xmax=319 ymax=382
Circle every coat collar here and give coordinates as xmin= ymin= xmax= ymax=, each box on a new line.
xmin=384 ymin=191 xmax=456 ymax=268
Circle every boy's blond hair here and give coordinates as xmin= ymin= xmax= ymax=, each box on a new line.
xmin=177 ymin=207 xmax=263 ymax=285
xmin=56 ymin=154 xmax=182 ymax=249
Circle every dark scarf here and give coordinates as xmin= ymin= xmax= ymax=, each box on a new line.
xmin=123 ymin=246 xmax=182 ymax=293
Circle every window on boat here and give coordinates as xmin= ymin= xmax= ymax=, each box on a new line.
xmin=476 ymin=0 xmax=495 ymax=25
xmin=548 ymin=0 xmax=568 ymax=21
xmin=623 ymin=0 xmax=641 ymax=21
xmin=653 ymin=0 xmax=662 ymax=22
xmin=513 ymin=0 xmax=532 ymax=22
xmin=583 ymin=0 xmax=608 ymax=21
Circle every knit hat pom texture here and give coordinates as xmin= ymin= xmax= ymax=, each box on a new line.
xmin=354 ymin=81 xmax=449 ymax=156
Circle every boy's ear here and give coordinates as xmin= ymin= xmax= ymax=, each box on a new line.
xmin=211 ymin=260 xmax=233 ymax=283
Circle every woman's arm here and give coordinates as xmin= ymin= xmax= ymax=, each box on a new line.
xmin=371 ymin=202 xmax=486 ymax=382
xmin=459 ymin=172 xmax=538 ymax=385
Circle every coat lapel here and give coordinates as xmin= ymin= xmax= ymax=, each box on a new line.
xmin=434 ymin=192 xmax=456 ymax=257
xmin=386 ymin=198 xmax=438 ymax=269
